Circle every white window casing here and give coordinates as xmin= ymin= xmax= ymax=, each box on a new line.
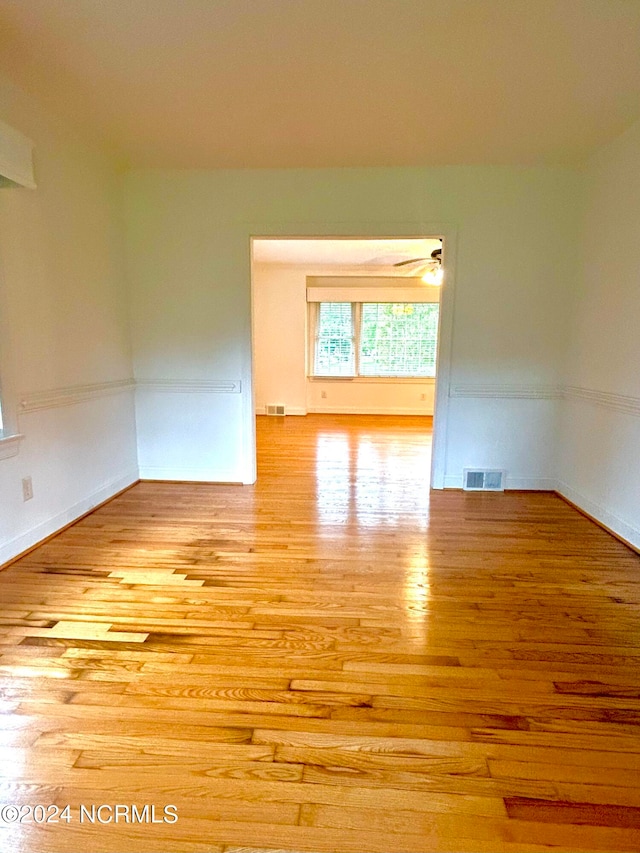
xmin=307 ymin=276 xmax=441 ymax=304
xmin=310 ymin=300 xmax=439 ymax=379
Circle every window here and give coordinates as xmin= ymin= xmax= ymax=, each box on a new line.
xmin=314 ymin=302 xmax=355 ymax=376
xmin=311 ymin=301 xmax=439 ymax=378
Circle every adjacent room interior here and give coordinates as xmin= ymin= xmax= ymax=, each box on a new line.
xmin=0 ymin=2 xmax=640 ymax=851
xmin=251 ymin=237 xmax=443 ymax=486
xmin=252 ymin=238 xmax=442 ymax=418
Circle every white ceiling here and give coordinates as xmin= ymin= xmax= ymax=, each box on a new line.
xmin=252 ymin=238 xmax=441 ymax=268
xmin=1 ymin=1 xmax=639 ymax=169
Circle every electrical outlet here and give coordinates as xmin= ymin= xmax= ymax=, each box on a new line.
xmin=22 ymin=476 xmax=33 ymax=501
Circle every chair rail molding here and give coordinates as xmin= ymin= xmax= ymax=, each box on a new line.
xmin=450 ymin=384 xmax=640 ymax=415
xmin=135 ymin=379 xmax=241 ymax=393
xmin=562 ymin=385 xmax=640 ymax=417
xmin=451 ymin=384 xmax=562 ymax=399
xmin=19 ymin=379 xmax=135 ymax=413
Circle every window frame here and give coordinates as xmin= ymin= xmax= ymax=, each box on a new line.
xmin=312 ymin=301 xmax=358 ymax=378
xmin=309 ymin=300 xmax=439 ymax=381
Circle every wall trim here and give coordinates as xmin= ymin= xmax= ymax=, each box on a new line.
xmin=0 ymin=433 xmax=23 ymax=460
xmin=136 ymin=379 xmax=241 ymax=394
xmin=443 ymin=474 xmax=557 ymax=491
xmin=441 ymin=469 xmax=639 ymax=551
xmin=17 ymin=377 xmax=243 ymax=415
xmin=308 ymin=405 xmax=433 ymax=416
xmin=19 ymin=379 xmax=135 ymax=413
xmin=309 ymin=376 xmax=435 ymax=385
xmin=563 ymin=385 xmax=640 ymax=417
xmin=139 ymin=466 xmax=243 ymax=483
xmin=450 ymin=383 xmax=640 ymax=416
xmin=0 ymin=471 xmax=139 ymax=568
xmin=556 ymin=480 xmax=640 ymax=554
xmin=451 ymin=384 xmax=562 ymax=399
xmin=257 ymin=405 xmax=307 ymax=416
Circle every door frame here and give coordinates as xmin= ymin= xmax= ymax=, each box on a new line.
xmin=246 ymin=222 xmax=457 ymax=489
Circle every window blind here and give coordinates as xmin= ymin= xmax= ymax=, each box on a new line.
xmin=314 ymin=302 xmax=355 ymax=376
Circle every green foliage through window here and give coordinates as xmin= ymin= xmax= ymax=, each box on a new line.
xmin=360 ymin=303 xmax=439 ymax=377
xmin=313 ymin=301 xmax=439 ymax=378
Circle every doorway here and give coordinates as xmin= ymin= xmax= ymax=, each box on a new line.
xmin=249 ymin=234 xmax=455 ymax=490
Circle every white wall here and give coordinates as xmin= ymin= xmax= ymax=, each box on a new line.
xmin=306 ymin=379 xmax=435 ymax=416
xmin=0 ymin=75 xmax=138 ymax=565
xmin=558 ymin=119 xmax=640 ymax=550
xmin=124 ymin=165 xmax=581 ymax=488
xmin=253 ymin=263 xmax=437 ymax=416
xmin=253 ymin=264 xmax=308 ymax=415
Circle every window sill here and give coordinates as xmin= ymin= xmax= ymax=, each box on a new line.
xmin=0 ymin=433 xmax=23 ymax=460
xmin=309 ymin=376 xmax=435 ymax=384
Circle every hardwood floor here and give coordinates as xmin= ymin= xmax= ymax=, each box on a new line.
xmin=1 ymin=413 xmax=640 ymax=852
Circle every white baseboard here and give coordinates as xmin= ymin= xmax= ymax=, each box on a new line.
xmin=506 ymin=477 xmax=557 ymax=491
xmin=0 ymin=469 xmax=139 ymax=566
xmin=441 ymin=472 xmax=639 ymax=549
xmin=308 ymin=405 xmax=434 ymax=416
xmin=442 ymin=475 xmax=463 ymax=489
xmin=256 ymin=405 xmax=307 ymax=416
xmin=138 ymin=466 xmax=242 ymax=483
xmin=443 ymin=474 xmax=556 ymax=491
xmin=556 ymin=480 xmax=640 ymax=552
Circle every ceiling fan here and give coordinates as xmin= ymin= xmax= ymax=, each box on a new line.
xmin=394 ymin=245 xmax=443 ymax=284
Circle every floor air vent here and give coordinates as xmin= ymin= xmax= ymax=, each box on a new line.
xmin=463 ymin=469 xmax=505 ymax=491
xmin=266 ymin=404 xmax=286 ymax=416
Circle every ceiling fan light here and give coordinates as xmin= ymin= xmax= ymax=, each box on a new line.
xmin=422 ymin=266 xmax=443 ymax=286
